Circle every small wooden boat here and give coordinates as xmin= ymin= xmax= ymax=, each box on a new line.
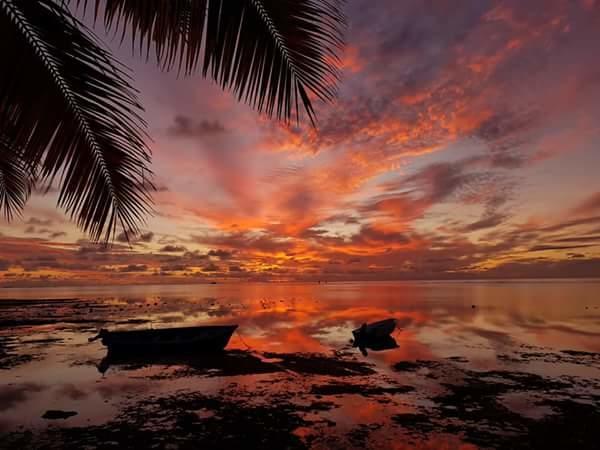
xmin=352 ymin=319 xmax=398 ymax=356
xmin=90 ymin=325 xmax=237 ymax=354
xmin=352 ymin=318 xmax=396 ymax=341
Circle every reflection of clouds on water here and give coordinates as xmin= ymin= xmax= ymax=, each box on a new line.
xmin=95 ymin=379 xmax=156 ymax=400
xmin=56 ymin=384 xmax=88 ymax=401
xmin=0 ymin=383 xmax=44 ymax=411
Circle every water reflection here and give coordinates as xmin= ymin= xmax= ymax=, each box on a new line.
xmin=97 ymin=350 xmax=281 ymax=377
xmin=0 ymin=281 xmax=599 ymax=448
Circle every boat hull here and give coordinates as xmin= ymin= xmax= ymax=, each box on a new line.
xmin=351 ymin=319 xmax=398 ymax=356
xmin=100 ymin=325 xmax=237 ymax=354
xmin=352 ymin=318 xmax=396 ymax=340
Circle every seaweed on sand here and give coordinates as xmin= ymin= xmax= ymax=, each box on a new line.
xmin=2 ymin=391 xmax=337 ymax=450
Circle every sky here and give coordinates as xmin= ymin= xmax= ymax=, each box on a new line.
xmin=2 ymin=0 xmax=600 ymax=286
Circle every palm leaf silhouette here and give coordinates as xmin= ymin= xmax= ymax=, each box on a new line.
xmin=87 ymin=0 xmax=346 ymax=124
xmin=1 ymin=0 xmax=153 ymax=241
xmin=0 ymin=134 xmax=33 ymax=221
xmin=0 ymin=0 xmax=346 ymax=240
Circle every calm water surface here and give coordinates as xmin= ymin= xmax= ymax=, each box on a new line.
xmin=1 ymin=280 xmax=599 ymax=449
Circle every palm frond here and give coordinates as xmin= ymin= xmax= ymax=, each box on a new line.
xmin=0 ymin=135 xmax=33 ymax=221
xmin=79 ymin=0 xmax=346 ymax=124
xmin=0 ymin=0 xmax=154 ymax=241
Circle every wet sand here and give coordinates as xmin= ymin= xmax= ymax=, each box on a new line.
xmin=0 ymin=281 xmax=599 ymax=449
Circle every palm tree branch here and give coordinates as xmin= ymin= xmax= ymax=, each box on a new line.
xmin=0 ymin=134 xmax=33 ymax=221
xmin=0 ymin=0 xmax=154 ymax=241
xmin=77 ymin=0 xmax=346 ymax=124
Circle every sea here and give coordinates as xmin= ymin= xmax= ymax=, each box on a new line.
xmin=1 ymin=280 xmax=599 ymax=449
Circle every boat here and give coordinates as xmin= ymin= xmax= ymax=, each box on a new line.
xmin=352 ymin=318 xmax=397 ymax=341
xmin=89 ymin=325 xmax=238 ymax=354
xmin=352 ymin=318 xmax=398 ymax=356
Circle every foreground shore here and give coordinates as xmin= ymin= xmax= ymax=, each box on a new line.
xmin=1 ymin=283 xmax=599 ymax=449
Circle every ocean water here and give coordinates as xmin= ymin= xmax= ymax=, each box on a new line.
xmin=0 ymin=280 xmax=599 ymax=449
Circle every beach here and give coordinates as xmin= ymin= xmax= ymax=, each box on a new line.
xmin=0 ymin=280 xmax=599 ymax=449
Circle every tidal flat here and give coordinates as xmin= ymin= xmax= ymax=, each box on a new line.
xmin=0 ymin=281 xmax=599 ymax=449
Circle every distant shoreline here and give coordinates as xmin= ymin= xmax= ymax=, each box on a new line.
xmin=1 ymin=277 xmax=600 ymax=293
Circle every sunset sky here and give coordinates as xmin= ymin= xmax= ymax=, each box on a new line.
xmin=2 ymin=0 xmax=600 ymax=286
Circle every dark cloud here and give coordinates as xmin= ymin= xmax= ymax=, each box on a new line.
xmin=167 ymin=115 xmax=226 ymax=138
xmin=401 ymin=158 xmax=500 ymax=205
xmin=376 ymin=157 xmax=512 ymax=221
xmin=540 ymin=216 xmax=600 ymax=233
xmin=139 ymin=232 xmax=154 ymax=243
xmin=77 ymin=243 xmax=110 ymax=256
xmin=182 ymin=250 xmax=209 ymax=262
xmin=529 ymin=244 xmax=593 ymax=252
xmin=552 ymin=235 xmax=600 ymax=244
xmin=462 ymin=212 xmax=507 ymax=232
xmin=116 ymin=231 xmax=154 ymax=244
xmin=116 ymin=231 xmax=131 ymax=243
xmin=208 ymin=249 xmax=232 ymax=260
xmin=0 ymin=259 xmax=10 ymax=271
xmin=489 ymin=152 xmax=525 ymax=169
xmin=160 ymin=245 xmax=187 ymax=253
xmin=25 ymin=217 xmax=52 ymax=226
xmin=19 ymin=256 xmax=60 ymax=271
xmin=203 ymin=263 xmax=220 ymax=272
xmin=117 ymin=264 xmax=148 ymax=273
xmin=192 ymin=231 xmax=294 ymax=254
xmin=474 ymin=108 xmax=539 ymax=165
xmin=352 ymin=225 xmax=411 ymax=246
xmin=160 ymin=264 xmax=188 ymax=272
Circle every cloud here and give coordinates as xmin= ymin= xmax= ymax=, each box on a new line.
xmin=117 ymin=264 xmax=148 ymax=273
xmin=167 ymin=115 xmax=226 ymax=138
xmin=191 ymin=231 xmax=294 ymax=254
xmin=25 ymin=217 xmax=52 ymax=226
xmin=116 ymin=231 xmax=154 ymax=244
xmin=528 ymin=244 xmax=593 ymax=252
xmin=572 ymin=192 xmax=600 ymax=216
xmin=160 ymin=245 xmax=187 ymax=253
xmin=462 ymin=212 xmax=507 ymax=232
xmin=352 ymin=225 xmax=411 ymax=247
xmin=366 ymin=156 xmax=512 ymax=229
xmin=19 ymin=256 xmax=61 ymax=271
xmin=182 ymin=250 xmax=210 ymax=262
xmin=208 ymin=249 xmax=233 ymax=260
xmin=203 ymin=263 xmax=220 ymax=272
xmin=540 ymin=216 xmax=600 ymax=234
xmin=160 ymin=264 xmax=188 ymax=272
